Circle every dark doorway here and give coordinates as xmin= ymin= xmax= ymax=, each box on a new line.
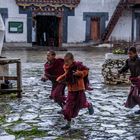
xmin=136 ymin=13 xmax=140 ymax=42
xmin=36 ymin=16 xmax=59 ymax=47
xmin=90 ymin=17 xmax=100 ymax=41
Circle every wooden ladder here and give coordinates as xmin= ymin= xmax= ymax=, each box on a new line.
xmin=102 ymin=0 xmax=128 ymax=42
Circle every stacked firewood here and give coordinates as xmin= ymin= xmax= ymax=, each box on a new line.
xmin=102 ymin=59 xmax=130 ymax=85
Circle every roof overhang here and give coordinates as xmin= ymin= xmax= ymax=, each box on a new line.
xmin=15 ymin=0 xmax=80 ymax=10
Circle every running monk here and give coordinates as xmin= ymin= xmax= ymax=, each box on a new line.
xmin=41 ymin=51 xmax=66 ymax=109
xmin=118 ymin=47 xmax=140 ymax=114
xmin=57 ymin=52 xmax=94 ymax=130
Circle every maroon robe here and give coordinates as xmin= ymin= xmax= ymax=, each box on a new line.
xmin=63 ymin=90 xmax=90 ymax=121
xmin=62 ymin=62 xmax=91 ymax=121
xmin=125 ymin=77 xmax=140 ymax=108
xmin=44 ymin=58 xmax=66 ymax=107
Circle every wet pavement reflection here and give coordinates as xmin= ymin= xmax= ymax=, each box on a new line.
xmin=0 ymin=50 xmax=140 ymax=140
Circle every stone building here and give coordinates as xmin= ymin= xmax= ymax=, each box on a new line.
xmin=0 ymin=0 xmax=140 ymax=47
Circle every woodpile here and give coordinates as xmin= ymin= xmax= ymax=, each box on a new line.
xmin=102 ymin=59 xmax=130 ymax=85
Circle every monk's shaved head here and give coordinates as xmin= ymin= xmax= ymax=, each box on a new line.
xmin=47 ymin=50 xmax=56 ymax=62
xmin=64 ymin=52 xmax=74 ymax=66
xmin=64 ymin=52 xmax=74 ymax=60
xmin=48 ymin=50 xmax=56 ymax=56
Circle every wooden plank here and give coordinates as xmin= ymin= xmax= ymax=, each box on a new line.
xmin=0 ymin=58 xmax=20 ymax=65
xmin=0 ymin=76 xmax=17 ymax=80
xmin=127 ymin=0 xmax=140 ymax=4
xmin=16 ymin=61 xmax=22 ymax=98
xmin=90 ymin=18 xmax=100 ymax=41
xmin=0 ymin=89 xmax=22 ymax=94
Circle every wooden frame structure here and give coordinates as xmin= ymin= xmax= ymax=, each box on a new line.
xmin=0 ymin=58 xmax=22 ymax=98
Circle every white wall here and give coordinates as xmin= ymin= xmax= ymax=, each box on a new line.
xmin=67 ymin=0 xmax=132 ymax=43
xmin=0 ymin=0 xmax=27 ymax=42
xmin=110 ymin=10 xmax=132 ymax=41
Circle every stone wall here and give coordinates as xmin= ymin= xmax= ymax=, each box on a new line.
xmin=102 ymin=53 xmax=130 ymax=85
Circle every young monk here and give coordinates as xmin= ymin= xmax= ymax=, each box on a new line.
xmin=57 ymin=52 xmax=94 ymax=129
xmin=118 ymin=47 xmax=140 ymax=114
xmin=41 ymin=50 xmax=66 ymax=109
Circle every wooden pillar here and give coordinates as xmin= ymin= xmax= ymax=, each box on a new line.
xmin=16 ymin=61 xmax=22 ymax=98
xmin=131 ymin=7 xmax=135 ymax=44
xmin=58 ymin=17 xmax=63 ymax=47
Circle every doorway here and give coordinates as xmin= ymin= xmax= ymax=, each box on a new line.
xmin=36 ymin=15 xmax=60 ymax=47
xmin=136 ymin=15 xmax=140 ymax=42
xmin=90 ymin=17 xmax=100 ymax=41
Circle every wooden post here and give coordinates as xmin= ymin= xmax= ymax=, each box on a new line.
xmin=16 ymin=61 xmax=22 ymax=98
xmin=58 ymin=16 xmax=63 ymax=47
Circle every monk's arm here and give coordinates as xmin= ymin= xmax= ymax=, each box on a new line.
xmin=56 ymin=73 xmax=66 ymax=82
xmin=74 ymin=69 xmax=89 ymax=78
xmin=118 ymin=59 xmax=129 ymax=74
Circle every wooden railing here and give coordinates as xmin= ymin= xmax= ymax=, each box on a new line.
xmin=102 ymin=0 xmax=128 ymax=42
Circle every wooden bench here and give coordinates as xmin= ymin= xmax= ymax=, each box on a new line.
xmin=0 ymin=58 xmax=22 ymax=98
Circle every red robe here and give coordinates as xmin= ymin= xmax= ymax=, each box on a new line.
xmin=44 ymin=58 xmax=66 ymax=107
xmin=45 ymin=58 xmax=65 ymax=81
xmin=57 ymin=62 xmax=91 ymax=121
xmin=125 ymin=77 xmax=140 ymax=108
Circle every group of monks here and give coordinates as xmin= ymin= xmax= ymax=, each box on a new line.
xmin=41 ymin=47 xmax=140 ymax=130
xmin=41 ymin=51 xmax=94 ymax=129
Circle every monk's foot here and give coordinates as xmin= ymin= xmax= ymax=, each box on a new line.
xmin=61 ymin=124 xmax=71 ymax=130
xmin=49 ymin=95 xmax=53 ymax=99
xmin=88 ymin=103 xmax=94 ymax=115
xmin=57 ymin=110 xmax=63 ymax=114
xmin=135 ymin=110 xmax=140 ymax=114
xmin=86 ymin=86 xmax=93 ymax=91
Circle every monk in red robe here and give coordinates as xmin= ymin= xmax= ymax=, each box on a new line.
xmin=119 ymin=47 xmax=140 ymax=114
xmin=57 ymin=52 xmax=94 ymax=129
xmin=41 ymin=51 xmax=66 ymax=109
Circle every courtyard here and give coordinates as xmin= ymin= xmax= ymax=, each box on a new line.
xmin=0 ymin=50 xmax=139 ymax=140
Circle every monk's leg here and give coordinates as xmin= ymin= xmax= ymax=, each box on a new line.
xmin=50 ymin=82 xmax=57 ymax=99
xmin=61 ymin=92 xmax=78 ymax=129
xmin=52 ymin=83 xmax=66 ymax=108
xmin=80 ymin=91 xmax=94 ymax=115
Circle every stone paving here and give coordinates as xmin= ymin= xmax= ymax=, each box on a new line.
xmin=0 ymin=50 xmax=140 ymax=140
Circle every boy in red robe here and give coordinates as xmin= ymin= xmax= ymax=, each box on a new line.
xmin=41 ymin=51 xmax=66 ymax=109
xmin=57 ymin=52 xmax=94 ymax=129
xmin=118 ymin=47 xmax=140 ymax=114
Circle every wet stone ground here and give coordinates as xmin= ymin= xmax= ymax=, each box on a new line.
xmin=0 ymin=50 xmax=140 ymax=140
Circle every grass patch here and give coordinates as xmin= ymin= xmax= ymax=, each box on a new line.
xmin=0 ymin=115 xmax=5 ymax=123
xmin=0 ymin=93 xmax=17 ymax=99
xmin=56 ymin=129 xmax=85 ymax=140
xmin=55 ymin=137 xmax=66 ymax=140
xmin=5 ymin=127 xmax=47 ymax=138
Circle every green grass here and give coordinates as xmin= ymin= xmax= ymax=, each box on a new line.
xmin=55 ymin=138 xmax=65 ymax=140
xmin=0 ymin=115 xmax=5 ymax=123
xmin=5 ymin=127 xmax=47 ymax=138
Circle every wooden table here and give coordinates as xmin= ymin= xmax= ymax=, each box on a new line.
xmin=0 ymin=58 xmax=22 ymax=98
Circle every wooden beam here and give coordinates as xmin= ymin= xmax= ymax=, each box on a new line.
xmin=0 ymin=76 xmax=17 ymax=80
xmin=0 ymin=89 xmax=22 ymax=94
xmin=16 ymin=61 xmax=22 ymax=98
xmin=127 ymin=0 xmax=140 ymax=4
xmin=0 ymin=58 xmax=20 ymax=65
